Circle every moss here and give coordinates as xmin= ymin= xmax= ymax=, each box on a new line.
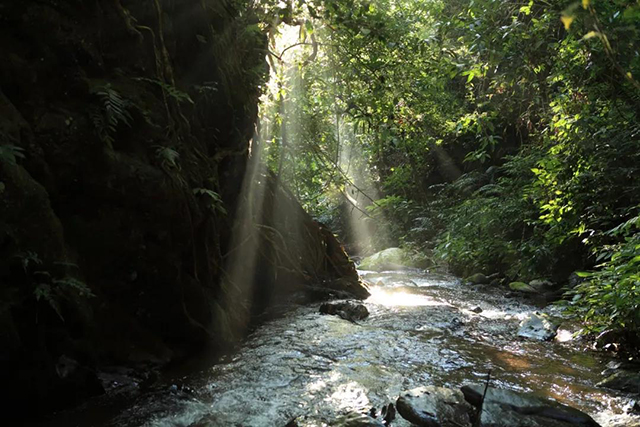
xmin=509 ymin=281 xmax=538 ymax=293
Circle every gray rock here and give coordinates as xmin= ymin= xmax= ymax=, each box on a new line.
xmin=461 ymin=385 xmax=601 ymax=426
xmin=396 ymin=386 xmax=473 ymax=427
xmin=466 ymin=273 xmax=489 ymax=285
xmin=319 ymin=301 xmax=369 ymax=322
xmin=333 ymin=412 xmax=385 ymax=427
xmin=471 ymin=306 xmax=483 ymax=314
xmin=518 ymin=313 xmax=558 ymax=341
xmin=597 ymin=370 xmax=640 ymax=394
xmin=529 ymin=279 xmax=554 ymax=291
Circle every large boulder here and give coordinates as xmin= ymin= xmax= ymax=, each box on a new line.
xmin=461 ymin=385 xmax=601 ymax=427
xmin=518 ymin=313 xmax=558 ymax=341
xmin=396 ymin=386 xmax=473 ymax=427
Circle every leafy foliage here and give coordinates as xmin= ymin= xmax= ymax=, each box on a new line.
xmin=256 ymin=0 xmax=640 ymax=339
xmin=193 ymin=188 xmax=227 ymax=214
xmin=0 ymin=144 xmax=25 ymax=165
xmin=155 ymin=146 xmax=180 ymax=170
xmin=565 ymin=213 xmax=640 ymax=336
xmin=90 ymin=83 xmax=133 ymax=146
xmin=17 ymin=252 xmax=94 ymax=322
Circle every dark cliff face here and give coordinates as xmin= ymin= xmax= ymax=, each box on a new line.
xmin=0 ymin=0 xmax=365 ymax=416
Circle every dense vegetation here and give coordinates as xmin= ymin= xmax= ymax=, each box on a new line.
xmin=257 ymin=0 xmax=640 ymax=342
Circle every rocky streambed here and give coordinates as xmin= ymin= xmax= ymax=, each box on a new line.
xmin=39 ymin=270 xmax=640 ymax=426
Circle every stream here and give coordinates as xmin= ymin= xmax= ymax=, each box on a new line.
xmin=43 ymin=269 xmax=640 ymax=426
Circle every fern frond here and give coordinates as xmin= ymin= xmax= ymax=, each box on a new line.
xmin=155 ymin=146 xmax=180 ymax=169
xmin=193 ymin=188 xmax=227 ymax=214
xmin=53 ymin=278 xmax=95 ymax=298
xmin=21 ymin=251 xmax=42 ymax=271
xmin=89 ymin=107 xmax=114 ymax=146
xmin=34 ymin=283 xmax=64 ymax=321
xmin=90 ymin=84 xmax=133 ymax=146
xmin=0 ymin=144 xmax=25 ymax=165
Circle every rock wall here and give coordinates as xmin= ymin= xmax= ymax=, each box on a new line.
xmin=0 ymin=0 xmax=365 ymax=416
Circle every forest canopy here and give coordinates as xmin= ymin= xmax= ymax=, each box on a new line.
xmin=254 ymin=0 xmax=640 ymax=341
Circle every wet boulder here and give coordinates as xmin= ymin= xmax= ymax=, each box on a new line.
xmin=518 ymin=313 xmax=558 ymax=341
xmin=319 ymin=301 xmax=369 ymax=322
xmin=461 ymin=385 xmax=601 ymax=426
xmin=597 ymin=370 xmax=640 ymax=394
xmin=396 ymin=386 xmax=473 ymax=427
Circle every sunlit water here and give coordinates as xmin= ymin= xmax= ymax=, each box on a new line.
xmin=42 ymin=270 xmax=640 ymax=426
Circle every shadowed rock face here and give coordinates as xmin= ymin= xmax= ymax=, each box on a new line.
xmin=0 ymin=1 xmax=364 ymax=416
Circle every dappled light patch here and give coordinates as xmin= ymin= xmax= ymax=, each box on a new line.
xmin=366 ymin=286 xmax=450 ymax=307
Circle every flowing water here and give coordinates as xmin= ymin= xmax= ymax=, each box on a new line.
xmin=44 ymin=270 xmax=640 ymax=426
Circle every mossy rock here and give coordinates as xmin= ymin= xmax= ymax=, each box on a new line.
xmin=466 ymin=273 xmax=488 ymax=284
xmin=509 ymin=281 xmax=538 ymax=293
xmin=359 ymin=247 xmax=428 ymax=271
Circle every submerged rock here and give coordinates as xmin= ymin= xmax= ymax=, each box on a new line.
xmin=319 ymin=301 xmax=369 ymax=322
xmin=597 ymin=371 xmax=640 ymax=394
xmin=396 ymin=386 xmax=473 ymax=427
xmin=461 ymin=385 xmax=601 ymax=426
xmin=466 ymin=273 xmax=489 ymax=285
xmin=518 ymin=313 xmax=558 ymax=341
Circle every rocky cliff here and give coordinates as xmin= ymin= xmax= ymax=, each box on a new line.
xmin=0 ymin=0 xmax=366 ymax=416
